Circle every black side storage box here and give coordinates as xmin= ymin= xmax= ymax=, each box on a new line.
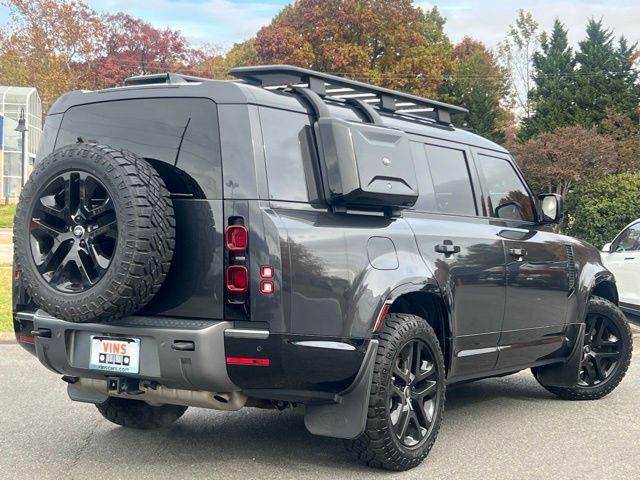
xmin=314 ymin=117 xmax=419 ymax=208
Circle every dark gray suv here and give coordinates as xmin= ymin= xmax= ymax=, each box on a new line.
xmin=13 ymin=65 xmax=633 ymax=470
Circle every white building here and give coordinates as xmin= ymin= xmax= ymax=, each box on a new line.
xmin=0 ymin=86 xmax=43 ymax=200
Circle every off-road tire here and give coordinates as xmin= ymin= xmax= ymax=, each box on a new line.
xmin=534 ymin=296 xmax=632 ymax=400
xmin=14 ymin=143 xmax=175 ymax=323
xmin=96 ymin=397 xmax=187 ymax=429
xmin=345 ymin=313 xmax=446 ymax=471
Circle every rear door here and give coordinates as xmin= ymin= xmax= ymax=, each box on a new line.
xmin=405 ymin=140 xmax=507 ymax=379
xmin=602 ymin=222 xmax=640 ymax=309
xmin=473 ymin=151 xmax=570 ymax=368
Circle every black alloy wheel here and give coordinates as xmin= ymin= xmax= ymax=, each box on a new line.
xmin=579 ymin=311 xmax=623 ymax=387
xmin=389 ymin=339 xmax=440 ymax=447
xmin=29 ymin=171 xmax=117 ymax=293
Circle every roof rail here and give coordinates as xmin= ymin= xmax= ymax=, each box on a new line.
xmin=228 ymin=64 xmax=467 ymax=125
xmin=123 ymin=72 xmax=211 ymax=86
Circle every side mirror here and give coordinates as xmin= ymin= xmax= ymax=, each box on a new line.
xmin=602 ymin=243 xmax=612 ymax=253
xmin=538 ymin=193 xmax=563 ymax=224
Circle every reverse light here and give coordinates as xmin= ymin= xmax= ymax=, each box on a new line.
xmin=226 ymin=225 xmax=248 ymax=252
xmin=226 ymin=356 xmax=270 ymax=366
xmin=226 ymin=265 xmax=249 ymax=293
xmin=259 ymin=280 xmax=274 ymax=295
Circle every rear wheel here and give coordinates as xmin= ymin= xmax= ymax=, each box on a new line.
xmin=346 ymin=313 xmax=445 ymax=471
xmin=534 ymin=296 xmax=632 ymax=400
xmin=96 ymin=397 xmax=187 ymax=429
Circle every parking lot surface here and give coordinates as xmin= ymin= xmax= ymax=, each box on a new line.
xmin=0 ymin=343 xmax=638 ymax=479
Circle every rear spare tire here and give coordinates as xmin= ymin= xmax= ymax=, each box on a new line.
xmin=14 ymin=144 xmax=175 ymax=323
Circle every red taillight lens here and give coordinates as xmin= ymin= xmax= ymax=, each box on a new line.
xmin=226 ymin=356 xmax=270 ymax=366
xmin=19 ymin=335 xmax=35 ymax=345
xmin=226 ymin=265 xmax=248 ymax=293
xmin=226 ymin=225 xmax=248 ymax=251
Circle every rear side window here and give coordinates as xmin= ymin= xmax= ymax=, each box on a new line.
xmin=56 ymin=98 xmax=222 ymax=198
xmin=477 ymin=154 xmax=535 ymax=222
xmin=259 ymin=108 xmax=319 ymax=203
xmin=422 ymin=144 xmax=477 ymax=216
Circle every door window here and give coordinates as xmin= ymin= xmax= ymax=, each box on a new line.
xmin=477 ymin=154 xmax=535 ymax=222
xmin=612 ymin=223 xmax=640 ymax=252
xmin=423 ymin=144 xmax=477 ymax=216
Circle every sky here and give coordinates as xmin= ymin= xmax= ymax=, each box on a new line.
xmin=2 ymin=0 xmax=639 ymax=52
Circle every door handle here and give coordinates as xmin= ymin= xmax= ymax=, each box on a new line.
xmin=30 ymin=328 xmax=52 ymax=338
xmin=435 ymin=241 xmax=461 ymax=256
xmin=624 ymin=257 xmax=635 ymax=260
xmin=508 ymin=248 xmax=527 ymax=258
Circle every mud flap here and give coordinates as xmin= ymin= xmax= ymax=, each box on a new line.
xmin=534 ymin=323 xmax=585 ymax=387
xmin=304 ymin=339 xmax=378 ymax=439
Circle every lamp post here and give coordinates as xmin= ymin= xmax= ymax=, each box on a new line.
xmin=14 ymin=108 xmax=28 ymax=188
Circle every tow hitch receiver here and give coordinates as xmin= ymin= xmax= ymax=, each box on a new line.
xmin=107 ymin=377 xmax=144 ymax=395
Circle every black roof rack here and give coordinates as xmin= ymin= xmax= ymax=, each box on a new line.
xmin=228 ymin=64 xmax=467 ymax=125
xmin=123 ymin=72 xmax=210 ymax=86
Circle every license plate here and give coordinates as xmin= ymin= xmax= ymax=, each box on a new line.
xmin=89 ymin=336 xmax=140 ymax=374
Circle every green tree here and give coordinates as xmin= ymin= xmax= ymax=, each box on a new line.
xmin=253 ymin=0 xmax=452 ymax=98
xmin=565 ymin=173 xmax=640 ymax=248
xmin=439 ymin=37 xmax=510 ymax=143
xmin=521 ymin=19 xmax=576 ymax=140
xmin=574 ymin=19 xmax=639 ymax=127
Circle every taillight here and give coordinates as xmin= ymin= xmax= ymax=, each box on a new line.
xmin=19 ymin=335 xmax=35 ymax=345
xmin=259 ymin=280 xmax=274 ymax=295
xmin=226 ymin=225 xmax=248 ymax=252
xmin=259 ymin=265 xmax=274 ymax=278
xmin=374 ymin=303 xmax=391 ymax=332
xmin=226 ymin=265 xmax=248 ymax=293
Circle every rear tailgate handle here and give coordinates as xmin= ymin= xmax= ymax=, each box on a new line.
xmin=172 ymin=341 xmax=195 ymax=352
xmin=30 ymin=328 xmax=52 ymax=338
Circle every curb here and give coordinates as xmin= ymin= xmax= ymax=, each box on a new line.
xmin=0 ymin=332 xmax=16 ymax=344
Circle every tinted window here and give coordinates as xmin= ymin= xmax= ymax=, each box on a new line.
xmin=424 ymin=144 xmax=476 ymax=216
xmin=409 ymin=142 xmax=437 ymax=211
xmin=56 ymin=98 xmax=221 ymax=198
xmin=613 ymin=224 xmax=640 ymax=252
xmin=260 ymin=108 xmax=318 ymax=202
xmin=477 ymin=154 xmax=535 ymax=222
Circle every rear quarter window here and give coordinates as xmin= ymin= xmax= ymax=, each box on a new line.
xmin=259 ymin=107 xmax=319 ymax=203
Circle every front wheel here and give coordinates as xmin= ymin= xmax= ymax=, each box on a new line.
xmin=345 ymin=313 xmax=446 ymax=471
xmin=534 ymin=296 xmax=633 ymax=400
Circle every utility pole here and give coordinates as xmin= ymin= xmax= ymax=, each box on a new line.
xmin=14 ymin=108 xmax=28 ymax=188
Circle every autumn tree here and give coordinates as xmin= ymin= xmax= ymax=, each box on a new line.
xmin=193 ymin=39 xmax=257 ymax=79
xmin=439 ymin=37 xmax=510 ymax=143
xmin=0 ymin=0 xmax=105 ymax=108
xmin=600 ymin=109 xmax=640 ymax=173
xmin=511 ymin=125 xmax=616 ymax=197
xmin=253 ymin=0 xmax=452 ymax=98
xmin=91 ymin=13 xmax=202 ymax=88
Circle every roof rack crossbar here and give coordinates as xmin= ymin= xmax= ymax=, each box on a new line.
xmin=228 ymin=65 xmax=467 ymax=124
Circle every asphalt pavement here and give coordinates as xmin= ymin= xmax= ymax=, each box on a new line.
xmin=0 ymin=343 xmax=638 ymax=480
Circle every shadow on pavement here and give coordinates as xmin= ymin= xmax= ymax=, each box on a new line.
xmin=75 ymin=374 xmax=554 ymax=475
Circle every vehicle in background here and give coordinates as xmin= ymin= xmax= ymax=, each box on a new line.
xmin=602 ymin=219 xmax=640 ymax=316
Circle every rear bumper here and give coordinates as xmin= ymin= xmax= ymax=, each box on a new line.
xmin=15 ymin=310 xmax=369 ymax=402
xmin=21 ymin=310 xmax=237 ymax=392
